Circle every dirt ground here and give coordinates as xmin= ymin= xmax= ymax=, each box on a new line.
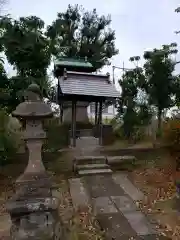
xmin=130 ymin=150 xmax=180 ymax=240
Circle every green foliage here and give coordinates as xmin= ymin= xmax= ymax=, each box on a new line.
xmin=117 ymin=43 xmax=179 ymax=142
xmin=117 ymin=68 xmax=139 ymax=138
xmin=0 ymin=110 xmax=21 ymax=165
xmin=143 ymin=44 xmax=178 ymax=129
xmin=47 ymin=4 xmax=118 ymax=70
xmin=122 ymin=108 xmax=138 ymax=139
xmin=0 ymin=16 xmax=51 ymax=78
xmin=173 ymin=75 xmax=180 ymax=108
xmin=0 ymin=6 xmax=118 ymax=112
xmin=43 ymin=118 xmax=94 ymax=151
xmin=117 ymin=65 xmax=151 ymax=140
xmin=136 ymin=104 xmax=152 ymax=126
xmin=0 ymin=15 xmax=55 ymax=111
xmin=0 ymin=61 xmax=11 ymax=110
xmin=43 ymin=118 xmax=70 ymax=152
xmin=162 ymin=118 xmax=180 ymax=152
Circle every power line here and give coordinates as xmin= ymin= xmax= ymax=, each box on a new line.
xmin=112 ymin=63 xmax=134 ymax=84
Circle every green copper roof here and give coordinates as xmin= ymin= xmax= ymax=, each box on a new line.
xmin=54 ymin=57 xmax=93 ymax=68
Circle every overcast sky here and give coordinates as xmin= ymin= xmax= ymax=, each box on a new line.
xmin=3 ymin=0 xmax=180 ymax=81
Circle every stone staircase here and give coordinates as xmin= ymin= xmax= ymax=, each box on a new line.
xmin=73 ymin=156 xmax=112 ymax=176
xmin=72 ymin=136 xmax=112 ymax=176
xmin=75 ymin=136 xmax=100 ymax=155
xmin=72 ymin=135 xmax=136 ymax=176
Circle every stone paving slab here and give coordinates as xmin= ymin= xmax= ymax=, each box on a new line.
xmin=111 ymin=195 xmax=138 ymax=212
xmin=85 ymin=175 xmax=125 ymax=198
xmin=93 ymin=197 xmax=118 ymax=214
xmin=112 ymin=173 xmax=144 ymax=201
xmin=123 ymin=211 xmax=156 ymax=236
xmin=97 ymin=213 xmax=137 ymax=239
xmin=104 ymin=235 xmax=170 ymax=240
xmin=70 ymin=175 xmax=170 ymax=240
xmin=139 ymin=235 xmax=171 ymax=240
xmin=68 ymin=178 xmax=90 ymax=211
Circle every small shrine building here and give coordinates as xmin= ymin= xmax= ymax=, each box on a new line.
xmin=54 ymin=57 xmax=119 ymax=147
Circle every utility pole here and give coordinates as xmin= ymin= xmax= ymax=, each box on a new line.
xmin=112 ymin=63 xmax=133 ymax=85
xmin=111 ymin=63 xmax=133 ymax=116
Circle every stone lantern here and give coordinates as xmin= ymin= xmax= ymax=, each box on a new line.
xmin=13 ymin=83 xmax=53 ymax=182
xmin=6 ymin=84 xmax=63 ymax=239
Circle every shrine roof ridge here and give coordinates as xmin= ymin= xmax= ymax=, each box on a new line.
xmin=54 ymin=57 xmax=93 ymax=68
xmin=64 ymin=70 xmax=110 ymax=79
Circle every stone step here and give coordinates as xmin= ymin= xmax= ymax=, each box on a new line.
xmin=76 ymin=137 xmax=99 ymax=146
xmin=78 ymin=168 xmax=112 ymax=176
xmin=71 ymin=137 xmax=99 ymax=148
xmin=77 ymin=163 xmax=109 ymax=171
xmin=74 ymin=156 xmax=107 ymax=165
xmin=107 ymin=156 xmax=136 ymax=171
xmin=107 ymin=156 xmax=136 ymax=164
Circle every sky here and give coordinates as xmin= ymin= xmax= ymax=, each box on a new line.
xmin=2 ymin=0 xmax=180 ymax=84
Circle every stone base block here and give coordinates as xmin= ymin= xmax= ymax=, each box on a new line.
xmin=10 ymin=210 xmax=63 ymax=239
xmin=7 ymin=196 xmax=63 ymax=239
xmin=16 ymin=172 xmax=52 ymax=187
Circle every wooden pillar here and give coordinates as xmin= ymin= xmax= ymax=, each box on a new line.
xmin=95 ymin=101 xmax=98 ymax=125
xmin=71 ymin=100 xmax=77 ymax=147
xmin=60 ymin=101 xmax=63 ymax=123
xmin=98 ymin=100 xmax=103 ymax=145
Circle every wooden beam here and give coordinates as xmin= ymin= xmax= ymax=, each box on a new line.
xmin=71 ymin=100 xmax=77 ymax=147
xmin=95 ymin=101 xmax=98 ymax=125
xmin=60 ymin=102 xmax=63 ymax=123
xmin=98 ymin=101 xmax=103 ymax=145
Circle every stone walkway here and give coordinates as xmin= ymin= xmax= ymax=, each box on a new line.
xmin=69 ymin=173 xmax=170 ymax=240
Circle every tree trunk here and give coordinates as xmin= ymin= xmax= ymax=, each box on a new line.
xmin=157 ymin=108 xmax=162 ymax=132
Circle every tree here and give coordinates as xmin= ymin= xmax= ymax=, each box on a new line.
xmin=47 ymin=4 xmax=118 ymax=70
xmin=117 ymin=56 xmax=153 ymax=140
xmin=0 ymin=16 xmax=52 ymax=78
xmin=0 ymin=60 xmax=11 ymax=110
xmin=143 ymin=44 xmax=178 ymax=130
xmin=0 ymin=6 xmax=118 ymax=113
xmin=0 ymin=15 xmax=55 ymax=111
xmin=118 ymin=66 xmax=144 ymax=138
xmin=173 ymin=75 xmax=180 ymax=109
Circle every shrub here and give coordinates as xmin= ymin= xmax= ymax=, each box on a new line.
xmin=0 ymin=110 xmax=21 ymax=165
xmin=43 ymin=118 xmax=95 ymax=151
xmin=43 ymin=118 xmax=70 ymax=152
xmin=162 ymin=118 xmax=180 ymax=151
xmin=110 ymin=118 xmax=123 ymax=139
xmin=131 ymin=126 xmax=146 ymax=143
